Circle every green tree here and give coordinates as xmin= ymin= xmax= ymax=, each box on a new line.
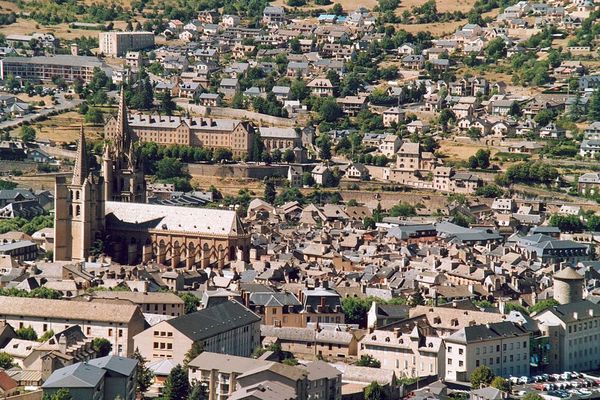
xmin=549 ymin=214 xmax=584 ymax=233
xmin=43 ymin=388 xmax=72 ymax=400
xmin=178 ymin=292 xmax=200 ymax=314
xmin=162 ymin=364 xmax=190 ymax=400
xmin=491 ymin=376 xmax=510 ymax=392
xmin=589 ymin=89 xmax=600 ymax=121
xmin=20 ymin=125 xmax=36 ymax=143
xmin=365 ymin=381 xmax=386 ymax=400
xmin=0 ymin=352 xmax=14 ymax=369
xmin=470 ymin=365 xmax=494 ymax=388
xmin=523 ymin=394 xmax=544 ymax=400
xmin=317 ymin=135 xmax=332 ymax=160
xmin=356 ymin=355 xmax=381 ymax=368
xmin=188 ymin=382 xmax=207 ymax=400
xmin=475 ymin=184 xmax=504 ymax=198
xmin=84 ymin=107 xmax=104 ymax=124
xmin=389 ymin=202 xmax=416 ymax=217
xmin=156 ymin=157 xmax=186 ymax=180
xmin=91 ymin=338 xmax=112 ymax=357
xmin=332 ymin=3 xmax=343 ymax=14
xmin=508 ymin=102 xmax=522 ymax=117
xmin=263 ymin=180 xmax=276 ymax=204
xmin=160 ymin=91 xmax=176 ymax=116
xmin=16 ymin=325 xmax=37 ymax=341
xmin=38 ymin=329 xmax=55 ymax=342
xmin=133 ymin=348 xmax=154 ymax=395
xmin=0 ymin=180 xmax=17 ymax=190
xmin=283 ymin=149 xmax=295 ymax=163
xmin=184 ymin=341 xmax=204 ymax=367
xmin=528 ymin=299 xmax=559 ymax=315
xmin=319 ymin=98 xmax=342 ymax=122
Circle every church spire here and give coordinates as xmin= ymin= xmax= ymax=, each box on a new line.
xmin=72 ymin=125 xmax=88 ymax=186
xmin=116 ymin=85 xmax=131 ymax=153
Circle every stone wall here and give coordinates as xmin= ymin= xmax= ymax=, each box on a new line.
xmin=187 ymin=163 xmax=290 ymax=179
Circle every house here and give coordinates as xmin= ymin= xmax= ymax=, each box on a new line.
xmin=219 ymin=78 xmax=240 ymax=98
xmin=345 ymin=163 xmax=369 ymax=180
xmin=178 ymin=82 xmax=202 ymax=99
xmin=288 ymin=165 xmax=303 ymax=187
xmin=263 ymin=6 xmax=285 ymax=26
xmin=271 ymin=86 xmax=291 ymax=102
xmin=133 ymin=300 xmax=260 ymax=363
xmin=406 ymin=120 xmax=430 ymax=134
xmin=383 ymin=107 xmax=404 ymax=128
xmin=42 ymin=355 xmax=137 ymax=400
xmin=312 ymin=164 xmax=334 ymax=186
xmin=198 ymin=93 xmax=220 ymax=107
xmin=397 ymin=43 xmax=416 ymax=56
xmin=578 ymin=172 xmax=600 ymax=196
xmin=539 ymin=122 xmax=565 ymax=139
xmin=307 ymin=78 xmax=335 ymax=97
xmin=336 ymin=96 xmax=367 ymax=116
xmin=379 ymin=134 xmax=402 ymax=157
xmin=402 ymin=55 xmax=425 ymax=70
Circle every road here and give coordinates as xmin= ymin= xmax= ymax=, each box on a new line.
xmin=0 ymin=93 xmax=83 ymax=131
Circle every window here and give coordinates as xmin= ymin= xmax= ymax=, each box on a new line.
xmin=447 ymin=358 xmax=452 ymax=365
xmin=108 ymin=329 xmax=113 ymax=337
xmin=448 ymin=346 xmax=452 ymax=353
xmin=459 ymin=348 xmax=463 ymax=355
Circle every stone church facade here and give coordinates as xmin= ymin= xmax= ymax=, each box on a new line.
xmin=54 ymin=89 xmax=250 ymax=266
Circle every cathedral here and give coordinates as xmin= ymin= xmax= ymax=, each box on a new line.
xmin=54 ymin=89 xmax=250 ymax=267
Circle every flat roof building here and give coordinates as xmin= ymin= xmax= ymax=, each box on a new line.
xmin=99 ymin=31 xmax=155 ymax=57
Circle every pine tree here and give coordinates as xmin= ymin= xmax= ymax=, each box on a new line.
xmin=162 ymin=364 xmax=190 ymax=400
xmin=133 ymin=348 xmax=154 ymax=395
xmin=589 ymin=89 xmax=600 ymax=121
xmin=264 ymin=180 xmax=276 ymax=204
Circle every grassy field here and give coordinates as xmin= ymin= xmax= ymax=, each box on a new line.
xmin=438 ymin=139 xmax=499 ymax=161
xmin=10 ymin=111 xmax=103 ymax=143
xmin=396 ymin=0 xmax=477 ymax=13
xmin=0 ymin=18 xmax=128 ymax=41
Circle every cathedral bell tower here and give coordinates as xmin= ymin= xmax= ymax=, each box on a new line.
xmin=54 ymin=126 xmax=105 ymax=262
xmin=103 ymin=87 xmax=146 ymax=203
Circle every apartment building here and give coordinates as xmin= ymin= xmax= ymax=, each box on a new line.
xmin=99 ymin=31 xmax=155 ymax=57
xmin=0 ymin=297 xmax=145 ymax=356
xmin=133 ymin=300 xmax=261 ymax=363
xmin=444 ymin=321 xmax=530 ymax=382
xmin=87 ymin=291 xmax=185 ymax=317
xmin=359 ymin=317 xmax=445 ymax=378
xmin=0 ymin=55 xmax=111 ymax=84
xmin=190 ymin=353 xmax=332 ymax=400
xmin=104 ymin=114 xmax=256 ymax=158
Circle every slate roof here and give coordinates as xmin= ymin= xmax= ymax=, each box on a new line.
xmin=42 ymin=362 xmax=105 ymax=388
xmin=167 ymin=300 xmax=260 ymax=341
xmin=87 ymin=355 xmax=137 ymax=377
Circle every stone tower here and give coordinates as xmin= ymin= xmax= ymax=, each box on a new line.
xmin=102 ymin=87 xmax=146 ymax=203
xmin=54 ymin=127 xmax=105 ymax=262
xmin=553 ymin=266 xmax=584 ymax=305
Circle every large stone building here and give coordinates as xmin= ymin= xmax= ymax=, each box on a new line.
xmin=133 ymin=300 xmax=260 ymax=363
xmin=0 ymin=297 xmax=145 ymax=357
xmin=533 ymin=267 xmax=600 ymax=372
xmin=0 ymin=55 xmax=111 ymax=83
xmin=55 ymin=90 xmax=251 ymax=266
xmin=99 ymin=31 xmax=155 ymax=57
xmin=104 ymin=113 xmax=256 ymax=159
